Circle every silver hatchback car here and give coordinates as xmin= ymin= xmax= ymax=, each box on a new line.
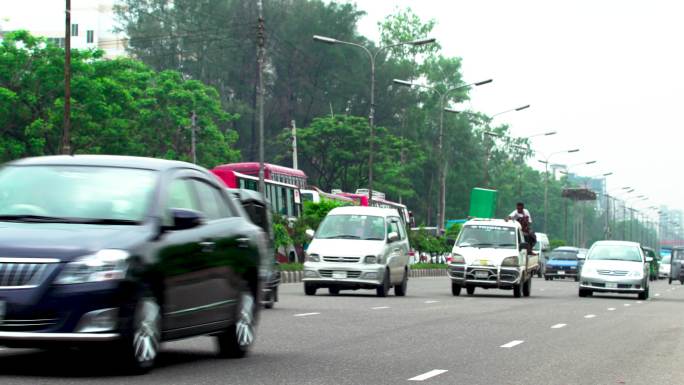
xmin=578 ymin=241 xmax=652 ymax=300
xmin=302 ymin=206 xmax=411 ymax=297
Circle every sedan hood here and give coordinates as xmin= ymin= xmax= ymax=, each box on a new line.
xmin=308 ymin=238 xmax=386 ymax=257
xmin=0 ymin=222 xmax=153 ymax=261
xmin=583 ymin=259 xmax=644 ymax=272
xmin=452 ymin=246 xmax=518 ymax=266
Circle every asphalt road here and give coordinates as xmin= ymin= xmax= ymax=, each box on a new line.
xmin=2 ymin=277 xmax=684 ymax=385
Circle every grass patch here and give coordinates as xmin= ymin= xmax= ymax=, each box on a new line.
xmin=410 ymin=263 xmax=447 ymax=269
xmin=279 ymin=262 xmax=303 ymax=271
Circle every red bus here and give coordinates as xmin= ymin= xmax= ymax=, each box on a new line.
xmin=214 ymin=162 xmax=307 ymax=189
xmin=211 ymin=168 xmax=301 ymax=219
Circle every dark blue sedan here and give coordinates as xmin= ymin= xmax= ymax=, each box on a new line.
xmin=544 ymin=247 xmax=580 ymax=281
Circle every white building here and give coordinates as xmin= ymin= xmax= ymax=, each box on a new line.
xmin=0 ymin=0 xmax=126 ymax=59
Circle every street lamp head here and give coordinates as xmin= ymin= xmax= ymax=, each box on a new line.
xmin=567 ymin=149 xmax=580 ymax=153
xmin=545 ymin=131 xmax=558 ymax=136
xmin=515 ymin=104 xmax=531 ymax=111
xmin=475 ymin=79 xmax=494 ymax=86
xmin=444 ymin=108 xmax=461 ymax=114
xmin=393 ymin=79 xmax=413 ymax=87
xmin=603 ymin=172 xmax=613 ymax=176
xmin=409 ymin=37 xmax=436 ymax=46
xmin=585 ymin=160 xmax=597 ymax=165
xmin=313 ymin=35 xmax=337 ymax=44
xmin=622 ymin=186 xmax=631 ymax=190
xmin=485 ymin=131 xmax=502 ymax=138
xmin=538 ymin=159 xmax=548 ymax=164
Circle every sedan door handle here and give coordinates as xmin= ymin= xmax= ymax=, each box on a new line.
xmin=237 ymin=237 xmax=250 ymax=248
xmin=199 ymin=241 xmax=216 ymax=253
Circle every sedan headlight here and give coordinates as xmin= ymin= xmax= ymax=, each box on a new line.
xmin=628 ymin=270 xmax=643 ymax=278
xmin=501 ymin=256 xmax=519 ymax=267
xmin=450 ymin=254 xmax=465 ymax=264
xmin=55 ymin=249 xmax=129 ymax=285
xmin=306 ymin=253 xmax=320 ymax=262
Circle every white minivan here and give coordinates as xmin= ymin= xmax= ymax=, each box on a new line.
xmin=303 ymin=206 xmax=411 ymax=297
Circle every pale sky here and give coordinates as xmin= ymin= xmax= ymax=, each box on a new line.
xmin=2 ymin=0 xmax=682 ymax=212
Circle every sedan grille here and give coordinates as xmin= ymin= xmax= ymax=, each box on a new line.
xmin=0 ymin=318 xmax=59 ymax=332
xmin=0 ymin=262 xmax=52 ymax=287
xmin=597 ymin=270 xmax=628 ymax=276
xmin=322 ymin=256 xmax=361 ymax=263
xmin=319 ymin=270 xmax=362 ymax=279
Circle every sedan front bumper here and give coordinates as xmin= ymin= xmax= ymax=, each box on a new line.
xmin=580 ymin=275 xmax=646 ymax=293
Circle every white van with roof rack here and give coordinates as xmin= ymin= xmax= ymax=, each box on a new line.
xmin=447 ymin=218 xmax=540 ymax=297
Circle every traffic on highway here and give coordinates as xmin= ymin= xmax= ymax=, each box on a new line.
xmin=1 ymin=0 xmax=683 ymax=384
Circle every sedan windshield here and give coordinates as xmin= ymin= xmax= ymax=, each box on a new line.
xmin=457 ymin=225 xmax=517 ymax=248
xmin=549 ymin=251 xmax=578 ymax=261
xmin=587 ymin=245 xmax=643 ymax=262
xmin=315 ymin=214 xmax=386 ymax=240
xmin=0 ymin=165 xmax=157 ymax=223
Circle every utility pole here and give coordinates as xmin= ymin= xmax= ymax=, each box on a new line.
xmin=62 ymin=0 xmax=71 ymax=155
xmin=190 ymin=111 xmax=197 ymax=164
xmin=256 ymin=0 xmax=266 ymax=194
xmin=291 ymin=120 xmax=298 ymax=169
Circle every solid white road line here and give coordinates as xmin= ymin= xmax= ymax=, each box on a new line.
xmin=584 ymin=314 xmax=596 ymax=319
xmin=551 ymin=323 xmax=567 ymax=329
xmin=607 ymin=307 xmax=616 ymax=311
xmin=624 ymin=304 xmax=631 ymax=307
xmin=500 ymin=340 xmax=524 ymax=348
xmin=424 ymin=300 xmax=439 ymax=304
xmin=408 ymin=369 xmax=448 ymax=381
xmin=372 ymin=306 xmax=390 ymax=310
xmin=294 ymin=312 xmax=320 ymax=317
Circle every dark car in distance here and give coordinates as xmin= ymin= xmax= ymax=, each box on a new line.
xmin=0 ymin=155 xmax=268 ymax=373
xmin=544 ymin=247 xmax=581 ymax=281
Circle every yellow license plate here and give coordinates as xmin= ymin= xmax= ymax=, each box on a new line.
xmin=480 ymin=260 xmax=489 ymax=266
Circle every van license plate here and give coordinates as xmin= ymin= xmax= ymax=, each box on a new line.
xmin=333 ymin=271 xmax=347 ymax=279
xmin=557 ymin=271 xmax=565 ymax=275
xmin=475 ymin=271 xmax=489 ymax=279
xmin=606 ymin=282 xmax=617 ymax=289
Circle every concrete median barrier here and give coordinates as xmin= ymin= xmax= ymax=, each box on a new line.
xmin=279 ymin=269 xmax=446 ymax=284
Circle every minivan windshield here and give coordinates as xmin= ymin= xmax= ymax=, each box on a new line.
xmin=549 ymin=250 xmax=578 ymax=261
xmin=457 ymin=225 xmax=517 ymax=248
xmin=0 ymin=165 xmax=157 ymax=223
xmin=661 ymin=255 xmax=671 ymax=264
xmin=315 ymin=214 xmax=386 ymax=240
xmin=587 ymin=245 xmax=643 ymax=262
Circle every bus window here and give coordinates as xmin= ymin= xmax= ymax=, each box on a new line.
xmin=286 ymin=188 xmax=294 ymax=217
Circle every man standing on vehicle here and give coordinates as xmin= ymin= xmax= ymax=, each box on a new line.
xmin=508 ymin=202 xmax=537 ymax=255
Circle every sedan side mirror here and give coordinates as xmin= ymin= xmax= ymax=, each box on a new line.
xmin=645 ymin=256 xmax=653 ymax=263
xmin=305 ymin=229 xmax=315 ymax=239
xmin=169 ymin=208 xmax=204 ymax=231
xmin=388 ymin=232 xmax=399 ymax=243
xmin=519 ymin=242 xmax=529 ymax=251
xmin=577 ymin=254 xmax=586 ymax=260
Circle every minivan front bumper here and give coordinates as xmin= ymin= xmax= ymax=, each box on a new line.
xmin=303 ymin=262 xmax=386 ymax=288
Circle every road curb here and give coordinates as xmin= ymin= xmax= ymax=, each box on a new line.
xmin=280 ymin=269 xmax=446 ymax=284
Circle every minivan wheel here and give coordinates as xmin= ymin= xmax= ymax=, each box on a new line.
xmin=116 ymin=296 xmax=161 ymax=374
xmin=217 ymin=292 xmax=256 ymax=359
xmin=394 ymin=269 xmax=408 ymax=297
xmin=304 ymin=283 xmax=317 ymax=296
xmin=638 ymin=287 xmax=649 ymax=300
xmin=451 ymin=282 xmax=462 ymax=296
xmin=376 ymin=270 xmax=390 ymax=297
xmin=264 ymin=288 xmax=276 ymax=309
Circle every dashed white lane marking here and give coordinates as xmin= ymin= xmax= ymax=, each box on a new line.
xmin=551 ymin=323 xmax=567 ymax=329
xmin=408 ymin=369 xmax=448 ymax=381
xmin=424 ymin=300 xmax=439 ymax=304
xmin=372 ymin=306 xmax=390 ymax=310
xmin=655 ymin=293 xmax=661 ymax=297
xmin=540 ymin=289 xmax=545 ymax=292
xmin=294 ymin=312 xmax=320 ymax=317
xmin=500 ymin=340 xmax=524 ymax=348
xmin=624 ymin=304 xmax=631 ymax=307
xmin=584 ymin=314 xmax=597 ymax=319
xmin=637 ymin=301 xmax=643 ymax=304
xmin=608 ymin=307 xmax=616 ymax=311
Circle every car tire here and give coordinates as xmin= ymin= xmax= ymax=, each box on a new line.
xmin=264 ymin=288 xmax=275 ymax=309
xmin=328 ymin=287 xmax=340 ymax=296
xmin=304 ymin=283 xmax=317 ymax=296
xmin=394 ymin=269 xmax=408 ymax=297
xmin=680 ymin=279 xmax=684 ymax=285
xmin=451 ymin=282 xmax=462 ymax=296
xmin=513 ymin=282 xmax=522 ymax=298
xmin=523 ymin=277 xmax=532 ymax=297
xmin=376 ymin=269 xmax=390 ymax=297
xmin=638 ymin=287 xmax=649 ymax=300
xmin=669 ymin=276 xmax=673 ymax=284
xmin=544 ymin=276 xmax=550 ymax=281
xmin=574 ymin=276 xmax=579 ymax=282
xmin=217 ymin=291 xmax=256 ymax=359
xmin=466 ymin=285 xmax=475 ymax=296
xmin=579 ymin=288 xmax=592 ymax=297
xmin=537 ymin=269 xmax=542 ymax=278
xmin=115 ymin=294 xmax=161 ymax=374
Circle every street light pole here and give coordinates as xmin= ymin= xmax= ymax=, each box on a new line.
xmin=481 ymin=105 xmax=530 ymax=187
xmin=314 ymin=35 xmax=435 ymax=206
xmin=62 ymin=0 xmax=71 ymax=155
